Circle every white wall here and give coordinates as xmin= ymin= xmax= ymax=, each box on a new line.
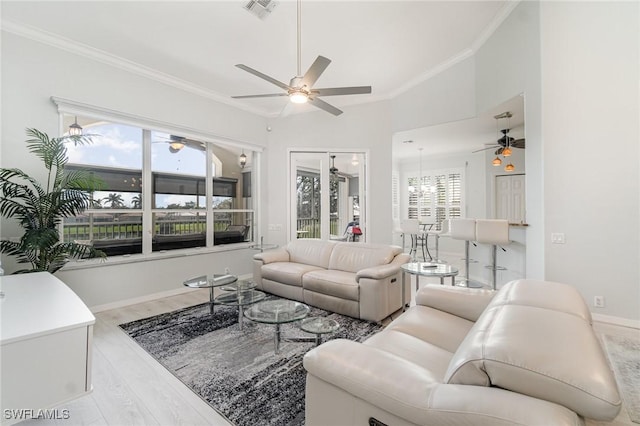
xmin=474 ymin=1 xmax=543 ymax=281
xmin=391 ymin=57 xmax=476 ymax=132
xmin=264 ymin=101 xmax=393 ymax=246
xmin=0 ymin=32 xmax=268 ymax=308
xmin=540 ymin=1 xmax=640 ymax=322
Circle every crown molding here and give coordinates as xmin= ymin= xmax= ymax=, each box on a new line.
xmin=1 ymin=19 xmax=269 ymax=118
xmin=470 ymin=0 xmax=521 ymax=53
xmin=387 ymin=0 xmax=521 ymax=99
xmin=2 ymin=1 xmax=520 ymax=115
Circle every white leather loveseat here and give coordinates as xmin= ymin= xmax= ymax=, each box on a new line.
xmin=303 ymin=279 xmax=622 ymax=425
xmin=252 ymin=240 xmax=411 ymax=322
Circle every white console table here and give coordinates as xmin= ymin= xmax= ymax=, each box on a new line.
xmin=0 ymin=272 xmax=95 ymax=422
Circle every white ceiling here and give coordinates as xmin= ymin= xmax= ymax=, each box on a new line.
xmin=393 ymin=94 xmax=525 ymax=160
xmin=1 ymin=0 xmax=512 ymax=117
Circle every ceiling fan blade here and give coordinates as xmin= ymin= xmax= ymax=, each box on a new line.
xmin=235 ymin=64 xmax=291 ymax=91
xmin=312 ymin=86 xmax=372 ymax=96
xmin=308 ymin=97 xmax=343 ymax=116
xmin=472 ymin=145 xmax=500 ymax=153
xmin=301 ymin=56 xmax=331 ymax=89
xmin=232 ymin=93 xmax=288 ymax=99
xmin=511 ymin=138 xmax=525 ymax=149
xmin=279 ymin=101 xmax=295 ymax=117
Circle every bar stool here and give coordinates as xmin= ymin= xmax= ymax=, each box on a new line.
xmin=400 ymin=219 xmax=425 ymax=261
xmin=424 ymin=219 xmax=450 ymax=263
xmin=475 ymin=219 xmax=510 ymax=290
xmin=449 ymin=218 xmax=482 ymax=287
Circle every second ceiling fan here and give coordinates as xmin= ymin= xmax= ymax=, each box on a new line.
xmin=232 ymin=0 xmax=372 ymax=116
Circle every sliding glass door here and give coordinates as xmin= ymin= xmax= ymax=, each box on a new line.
xmin=289 ymin=150 xmax=366 ymax=242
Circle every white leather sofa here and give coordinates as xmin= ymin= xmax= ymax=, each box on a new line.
xmin=253 ymin=240 xmax=411 ymax=322
xmin=303 ymin=279 xmax=622 ymax=425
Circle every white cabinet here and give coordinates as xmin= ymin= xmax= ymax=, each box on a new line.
xmin=0 ymin=272 xmax=94 ymax=424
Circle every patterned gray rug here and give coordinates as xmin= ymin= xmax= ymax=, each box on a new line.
xmin=603 ymin=334 xmax=640 ymax=423
xmin=119 ymin=300 xmax=384 ymax=426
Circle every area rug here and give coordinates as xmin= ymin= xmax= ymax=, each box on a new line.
xmin=119 ymin=300 xmax=384 ymax=426
xmin=603 ymin=334 xmax=640 ymax=423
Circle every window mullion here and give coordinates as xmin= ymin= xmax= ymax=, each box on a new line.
xmin=142 ymin=129 xmax=153 ymax=254
xmin=206 ymin=143 xmax=214 ymax=247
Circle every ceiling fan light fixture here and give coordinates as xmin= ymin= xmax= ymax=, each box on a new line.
xmin=289 ymin=91 xmax=308 ymax=104
xmin=169 ymin=141 xmax=185 ymax=151
xmin=502 ymin=146 xmax=512 ymax=157
xmin=505 ymin=163 xmax=515 ymax=172
xmin=492 ymin=156 xmax=502 ymax=166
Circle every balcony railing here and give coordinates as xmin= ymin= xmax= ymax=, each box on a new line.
xmin=296 ymin=218 xmax=340 ymax=238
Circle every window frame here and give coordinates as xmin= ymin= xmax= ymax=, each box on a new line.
xmin=53 ymin=97 xmax=263 ymax=268
xmin=405 ymin=167 xmax=464 ymax=230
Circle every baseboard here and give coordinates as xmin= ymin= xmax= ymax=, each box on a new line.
xmin=89 ymin=273 xmax=253 ymax=313
xmin=592 ymin=313 xmax=640 ymax=330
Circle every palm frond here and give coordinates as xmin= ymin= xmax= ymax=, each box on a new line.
xmin=1 ymin=128 xmax=104 ymax=274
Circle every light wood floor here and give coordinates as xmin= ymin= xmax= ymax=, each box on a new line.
xmin=19 ymin=280 xmax=640 ymax=426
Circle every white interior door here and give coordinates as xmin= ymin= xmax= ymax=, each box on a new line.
xmin=495 ymin=174 xmax=526 ymax=223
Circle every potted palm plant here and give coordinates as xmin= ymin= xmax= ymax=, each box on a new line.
xmin=0 ymin=128 xmax=105 ymax=273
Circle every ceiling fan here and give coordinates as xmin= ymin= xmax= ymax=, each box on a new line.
xmin=154 ymin=135 xmax=205 ymax=153
xmin=472 ymin=112 xmax=525 ymax=154
xmin=232 ymin=0 xmax=372 ymax=116
xmin=329 ymin=155 xmax=353 ymax=180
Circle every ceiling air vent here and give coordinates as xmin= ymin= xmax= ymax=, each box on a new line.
xmin=243 ymin=0 xmax=277 ymax=20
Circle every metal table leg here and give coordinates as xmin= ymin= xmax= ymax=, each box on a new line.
xmin=209 ymin=287 xmax=215 ymax=315
xmin=274 ymin=323 xmax=282 ymax=354
xmin=402 ymin=271 xmax=407 ymax=312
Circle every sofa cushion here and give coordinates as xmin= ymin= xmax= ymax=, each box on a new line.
xmin=445 ymin=304 xmax=622 ymax=421
xmin=385 ymin=305 xmax=475 ymax=354
xmin=262 ymin=262 xmax=325 ymax=287
xmin=328 ymin=243 xmax=401 ymax=273
xmin=286 ymin=239 xmax=336 ymax=269
xmin=303 ymin=269 xmax=359 ymax=301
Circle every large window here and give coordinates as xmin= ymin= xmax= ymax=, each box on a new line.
xmin=407 ymin=169 xmax=462 ymax=230
xmin=61 ymin=114 xmax=256 ymax=257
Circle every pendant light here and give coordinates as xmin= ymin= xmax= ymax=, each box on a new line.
xmin=68 ymin=116 xmax=82 ymax=136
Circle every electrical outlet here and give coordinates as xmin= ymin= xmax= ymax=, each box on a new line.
xmin=594 ymin=296 xmax=605 ymax=308
xmin=551 ymin=233 xmax=566 ymax=244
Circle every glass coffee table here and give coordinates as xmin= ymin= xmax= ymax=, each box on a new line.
xmin=183 ymin=273 xmax=238 ymax=315
xmin=244 ymin=299 xmax=311 ymax=354
xmin=299 ymin=317 xmax=340 ymax=346
xmin=215 ymin=289 xmax=266 ymax=330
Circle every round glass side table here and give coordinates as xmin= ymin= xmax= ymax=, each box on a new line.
xmin=183 ymin=273 xmax=237 ymax=315
xmin=300 ymin=317 xmax=340 ymax=346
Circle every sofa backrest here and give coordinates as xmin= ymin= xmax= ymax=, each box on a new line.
xmin=286 ymin=239 xmax=336 ymax=269
xmin=443 ymin=279 xmax=621 ymax=421
xmin=328 ymin=243 xmax=402 ymax=273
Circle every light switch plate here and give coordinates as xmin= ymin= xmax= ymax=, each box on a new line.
xmin=551 ymin=233 xmax=566 ymax=244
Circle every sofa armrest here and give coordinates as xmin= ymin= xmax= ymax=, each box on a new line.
xmin=303 ymin=339 xmax=438 ymax=424
xmin=416 ymin=285 xmax=495 ymax=322
xmin=253 ymin=248 xmax=290 ymax=264
xmin=356 ymin=263 xmax=400 ymax=281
